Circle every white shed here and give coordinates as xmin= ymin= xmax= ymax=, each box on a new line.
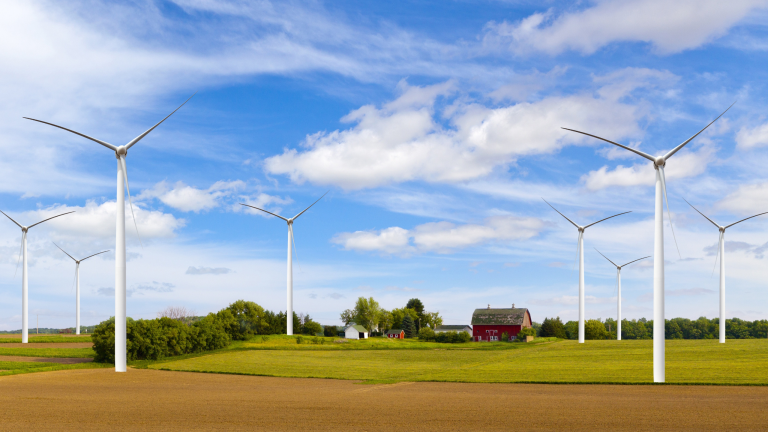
xmin=343 ymin=324 xmax=369 ymax=339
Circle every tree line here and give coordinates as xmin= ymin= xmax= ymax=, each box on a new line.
xmin=338 ymin=297 xmax=443 ymax=336
xmin=538 ymin=316 xmax=768 ymax=340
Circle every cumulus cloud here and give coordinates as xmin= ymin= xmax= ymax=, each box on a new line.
xmin=138 ymin=180 xmax=245 ymax=213
xmin=717 ymin=182 xmax=768 ymax=215
xmin=332 ymin=215 xmax=545 ymax=255
xmin=482 ymin=0 xmax=768 ymax=55
xmin=265 ymin=75 xmax=650 ymax=189
xmin=186 ymin=266 xmax=233 ymax=275
xmin=736 ymin=122 xmax=768 ymax=149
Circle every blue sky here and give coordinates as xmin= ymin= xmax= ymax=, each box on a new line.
xmin=2 ymin=0 xmax=768 ymax=330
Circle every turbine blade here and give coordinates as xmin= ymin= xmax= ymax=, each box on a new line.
xmin=119 ymin=156 xmax=143 ymax=248
xmin=292 ymin=191 xmax=328 ymax=220
xmin=0 ymin=210 xmax=23 ymax=229
xmin=28 ymin=211 xmax=75 ymax=229
xmin=80 ymin=250 xmax=110 ymax=262
xmin=594 ymin=247 xmax=619 ymax=268
xmin=663 ymin=102 xmax=736 ymax=161
xmin=561 ymin=128 xmax=655 ymax=162
xmin=542 ymin=198 xmax=580 ymax=229
xmin=239 ymin=204 xmax=288 ymax=221
xmin=711 ymin=231 xmax=723 ymax=277
xmin=52 ymin=242 xmax=77 ymax=262
xmin=683 ymin=198 xmax=720 ymax=229
xmin=621 ymin=256 xmax=651 ymax=268
xmin=125 ymin=92 xmax=196 ymax=150
xmin=13 ymin=235 xmax=22 ymax=278
xmin=725 ymin=211 xmax=768 ymax=229
xmin=22 ymin=118 xmax=117 ymax=151
xmin=290 ymin=224 xmax=300 ymax=273
xmin=584 ymin=211 xmax=631 ymax=229
xmin=658 ymin=166 xmax=682 ymax=259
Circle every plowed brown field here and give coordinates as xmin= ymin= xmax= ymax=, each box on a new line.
xmin=0 ymin=368 xmax=766 ymax=431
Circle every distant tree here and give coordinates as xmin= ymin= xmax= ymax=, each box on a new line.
xmin=378 ymin=310 xmax=393 ymax=332
xmin=584 ymin=319 xmax=609 ymax=340
xmin=406 ymin=298 xmax=424 ymax=315
xmin=158 ymin=306 xmax=196 ymax=324
xmin=418 ymin=327 xmax=435 ymax=341
xmin=352 ymin=297 xmax=383 ymax=334
xmin=564 ymin=321 xmax=578 ymax=340
xmin=391 ymin=308 xmax=419 ymax=330
xmin=323 ymin=325 xmax=339 ymax=337
xmin=421 ymin=311 xmax=443 ymax=329
xmin=340 ymin=309 xmax=355 ymax=325
xmin=516 ymin=327 xmax=536 ymax=341
xmin=540 ymin=317 xmax=567 ymax=339
xmin=300 ymin=314 xmax=323 ymax=335
xmin=402 ymin=314 xmax=416 ymax=338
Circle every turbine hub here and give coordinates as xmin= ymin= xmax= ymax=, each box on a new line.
xmin=719 ymin=226 xmax=725 ymax=232
xmin=21 ymin=226 xmax=27 ymax=232
xmin=116 ymin=146 xmax=127 ymax=157
xmin=654 ymin=156 xmax=665 ymax=167
xmin=578 ymin=226 xmax=584 ymax=232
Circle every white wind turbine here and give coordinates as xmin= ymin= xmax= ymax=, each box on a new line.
xmin=0 ymin=210 xmax=74 ymax=343
xmin=240 ymin=192 xmax=327 ymax=335
xmin=24 ymin=93 xmax=194 ymax=371
xmin=53 ymin=243 xmax=109 ymax=335
xmin=562 ymin=103 xmax=733 ymax=382
xmin=594 ymin=248 xmax=649 ymax=340
xmin=684 ymin=199 xmax=768 ymax=344
xmin=543 ymin=199 xmax=630 ymax=343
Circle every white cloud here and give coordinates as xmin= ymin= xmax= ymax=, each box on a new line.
xmin=332 ymin=215 xmax=545 ymax=255
xmin=483 ymin=0 xmax=768 ymax=55
xmin=186 ymin=266 xmax=233 ymax=275
xmin=138 ymin=180 xmax=245 ymax=212
xmin=265 ymin=76 xmax=649 ymax=189
xmin=736 ymin=122 xmax=768 ymax=149
xmin=717 ymin=182 xmax=768 ymax=214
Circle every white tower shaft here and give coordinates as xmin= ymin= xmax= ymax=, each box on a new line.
xmin=653 ymin=168 xmax=665 ymax=383
xmin=286 ymin=224 xmax=293 ymax=336
xmin=115 ymin=158 xmax=127 ymax=372
xmin=719 ymin=232 xmax=726 ymax=343
xmin=22 ymin=231 xmax=28 ymax=344
xmin=76 ymin=263 xmax=81 ymax=335
xmin=617 ymin=267 xmax=622 ymax=341
xmin=578 ymin=232 xmax=585 ymax=343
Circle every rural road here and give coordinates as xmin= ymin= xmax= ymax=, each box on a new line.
xmin=0 ymin=368 xmax=766 ymax=430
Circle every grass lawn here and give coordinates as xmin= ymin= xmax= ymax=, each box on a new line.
xmin=145 ymin=337 xmax=768 ymax=385
xmin=0 ymin=347 xmax=95 ymax=358
xmin=0 ymin=335 xmax=92 ymax=344
xmin=0 ymin=360 xmax=108 ymax=377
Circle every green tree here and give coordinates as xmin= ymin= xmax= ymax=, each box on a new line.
xmin=564 ymin=321 xmax=578 ymax=340
xmin=352 ymin=297 xmax=383 ymax=334
xmin=340 ymin=309 xmax=355 ymax=325
xmin=540 ymin=317 xmax=567 ymax=338
xmin=585 ymin=319 xmax=609 ymax=340
xmin=516 ymin=327 xmax=536 ymax=341
xmin=406 ymin=298 xmax=425 ymax=315
xmin=402 ymin=313 xmax=416 ymax=338
xmin=421 ymin=311 xmax=443 ymax=329
xmin=418 ymin=327 xmax=435 ymax=341
xmin=391 ymin=307 xmax=419 ymax=330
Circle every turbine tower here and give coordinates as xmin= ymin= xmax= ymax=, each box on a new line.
xmin=594 ymin=248 xmax=649 ymax=340
xmin=24 ymin=93 xmax=194 ymax=371
xmin=543 ymin=199 xmax=630 ymax=343
xmin=0 ymin=210 xmax=74 ymax=343
xmin=562 ymin=103 xmax=733 ymax=382
xmin=53 ymin=243 xmax=109 ymax=335
xmin=684 ymin=199 xmax=768 ymax=343
xmin=240 ymin=192 xmax=327 ymax=335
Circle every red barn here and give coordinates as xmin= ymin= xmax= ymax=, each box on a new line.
xmin=387 ymin=329 xmax=405 ymax=339
xmin=471 ymin=304 xmax=532 ymax=341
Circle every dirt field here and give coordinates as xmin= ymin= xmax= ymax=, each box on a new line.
xmin=0 ymin=369 xmax=766 ymax=431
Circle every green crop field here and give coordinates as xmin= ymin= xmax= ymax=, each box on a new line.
xmin=145 ymin=337 xmax=768 ymax=385
xmin=0 ymin=347 xmax=95 ymax=358
xmin=0 ymin=360 xmax=109 ymax=377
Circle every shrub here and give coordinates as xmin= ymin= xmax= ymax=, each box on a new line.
xmin=501 ymin=332 xmax=509 ymax=342
xmin=585 ymin=319 xmax=609 ymax=340
xmin=515 ymin=327 xmax=536 ymax=341
xmin=418 ymin=327 xmax=435 ymax=341
xmin=323 ymin=325 xmax=339 ymax=337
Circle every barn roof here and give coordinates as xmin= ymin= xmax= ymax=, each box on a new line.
xmin=435 ymin=325 xmax=471 ymax=331
xmin=471 ymin=308 xmax=529 ymax=325
xmin=386 ymin=329 xmax=404 ymax=335
xmin=344 ymin=324 xmax=368 ymax=333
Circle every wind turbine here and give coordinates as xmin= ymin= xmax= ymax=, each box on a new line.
xmin=53 ymin=243 xmax=109 ymax=335
xmin=542 ymin=199 xmax=630 ymax=343
xmin=240 ymin=192 xmax=327 ymax=335
xmin=0 ymin=210 xmax=74 ymax=343
xmin=594 ymin=248 xmax=649 ymax=340
xmin=562 ymin=103 xmax=733 ymax=382
xmin=684 ymin=199 xmax=768 ymax=344
xmin=24 ymin=93 xmax=194 ymax=371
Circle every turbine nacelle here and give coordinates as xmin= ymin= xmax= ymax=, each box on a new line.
xmin=654 ymin=156 xmax=665 ymax=167
xmin=116 ymin=146 xmax=128 ymax=158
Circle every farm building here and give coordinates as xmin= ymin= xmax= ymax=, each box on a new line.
xmin=342 ymin=324 xmax=368 ymax=339
xmin=387 ymin=329 xmax=404 ymax=339
xmin=434 ymin=325 xmax=472 ymax=334
xmin=471 ymin=304 xmax=532 ymax=342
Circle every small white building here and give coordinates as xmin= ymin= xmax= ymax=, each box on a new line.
xmin=434 ymin=325 xmax=472 ymax=335
xmin=343 ymin=324 xmax=369 ymax=339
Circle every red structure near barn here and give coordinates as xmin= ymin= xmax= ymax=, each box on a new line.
xmin=471 ymin=304 xmax=532 ymax=341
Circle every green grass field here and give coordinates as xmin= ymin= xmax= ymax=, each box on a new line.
xmin=0 ymin=360 xmax=108 ymax=376
xmin=0 ymin=347 xmax=95 ymax=358
xmin=145 ymin=337 xmax=768 ymax=385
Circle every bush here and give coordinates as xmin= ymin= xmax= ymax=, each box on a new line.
xmin=418 ymin=327 xmax=435 ymax=341
xmin=323 ymin=325 xmax=339 ymax=337
xmin=433 ymin=331 xmax=471 ymax=343
xmin=585 ymin=319 xmax=609 ymax=340
xmin=515 ymin=327 xmax=536 ymax=341
xmin=501 ymin=332 xmax=509 ymax=342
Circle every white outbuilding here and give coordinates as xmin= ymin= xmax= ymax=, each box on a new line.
xmin=434 ymin=325 xmax=472 ymax=335
xmin=343 ymin=324 xmax=369 ymax=339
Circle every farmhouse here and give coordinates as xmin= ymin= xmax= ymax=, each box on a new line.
xmin=342 ymin=324 xmax=368 ymax=339
xmin=471 ymin=304 xmax=532 ymax=341
xmin=434 ymin=325 xmax=472 ymax=334
xmin=387 ymin=329 xmax=404 ymax=339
